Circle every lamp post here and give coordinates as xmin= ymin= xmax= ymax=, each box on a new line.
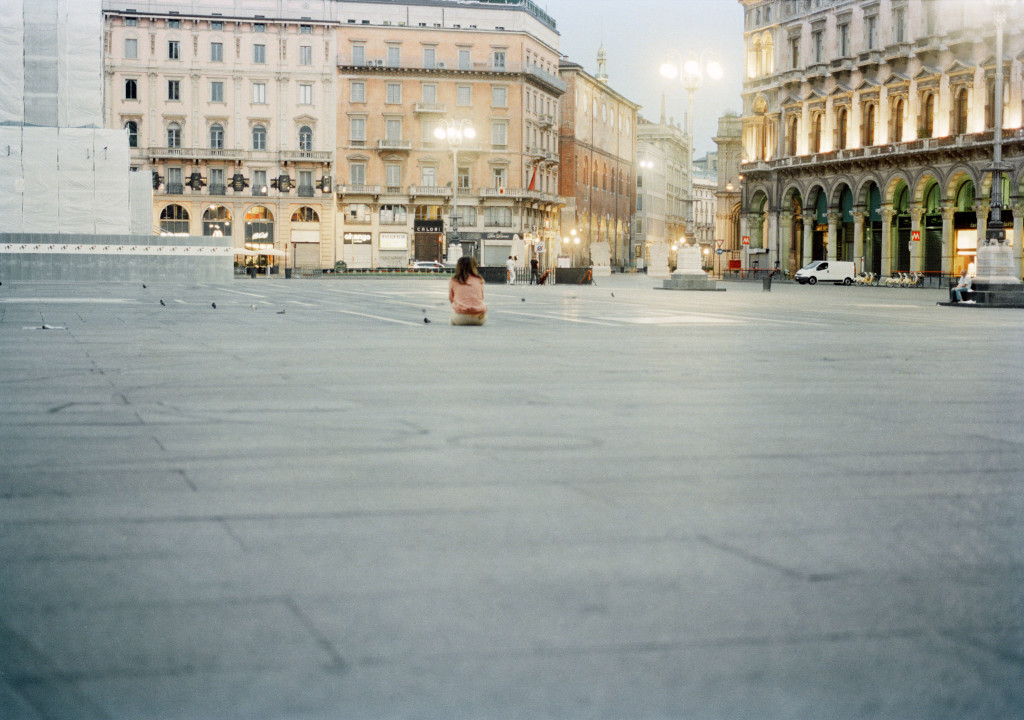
xmin=661 ymin=50 xmax=723 ymax=244
xmin=434 ymin=119 xmax=476 ymax=262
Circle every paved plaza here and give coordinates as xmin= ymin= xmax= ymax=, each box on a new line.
xmin=1 ymin=274 xmax=1022 ymax=719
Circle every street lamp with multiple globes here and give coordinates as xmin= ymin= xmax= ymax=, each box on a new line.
xmin=975 ymin=0 xmax=1021 ymax=295
xmin=434 ymin=119 xmax=476 ymax=262
xmin=660 ymin=50 xmax=723 ymax=251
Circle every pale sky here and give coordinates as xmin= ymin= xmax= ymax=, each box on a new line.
xmin=540 ymin=0 xmax=746 ymax=158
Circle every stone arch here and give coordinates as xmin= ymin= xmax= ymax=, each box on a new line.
xmin=913 ymin=169 xmax=946 ymax=204
xmin=748 ymin=188 xmax=770 ymax=251
xmin=944 ymin=166 xmax=980 ymax=201
xmin=883 ymin=172 xmax=913 ymax=205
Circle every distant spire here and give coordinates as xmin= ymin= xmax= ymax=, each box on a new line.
xmin=660 ymin=93 xmax=666 ymax=124
xmin=596 ymin=43 xmax=608 ymax=84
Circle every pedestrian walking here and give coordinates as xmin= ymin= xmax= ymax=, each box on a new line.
xmin=449 ymin=256 xmax=488 ymax=325
xmin=506 ymin=255 xmax=516 ymax=284
xmin=530 ymin=257 xmax=540 ymax=285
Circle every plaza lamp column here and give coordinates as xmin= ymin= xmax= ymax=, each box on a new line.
xmin=661 ymin=50 xmax=723 ymax=259
xmin=974 ymin=0 xmax=1021 ymax=296
xmin=434 ymin=119 xmax=476 ymax=263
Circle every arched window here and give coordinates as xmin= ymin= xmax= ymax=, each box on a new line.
xmin=891 ymin=98 xmax=904 ymax=142
xmin=210 ymin=123 xmax=224 ymax=149
xmin=291 ymin=207 xmax=320 ymax=222
xmin=862 ymin=104 xmax=875 ymax=146
xmin=921 ymin=92 xmax=935 ymax=137
xmin=124 ymin=120 xmax=138 ymax=148
xmin=810 ymin=113 xmax=822 ymax=154
xmin=159 ymin=204 xmax=189 ymax=235
xmin=252 ymin=124 xmax=267 ymax=151
xmin=953 ymin=88 xmax=969 ymax=135
xmin=167 ymin=122 xmax=181 ymax=148
xmin=299 ymin=125 xmax=313 ymax=151
xmin=203 ymin=205 xmax=232 ymax=237
xmin=124 ymin=79 xmax=138 ymax=100
xmin=786 ymin=115 xmax=799 ymax=156
xmin=761 ymin=34 xmax=774 ymax=76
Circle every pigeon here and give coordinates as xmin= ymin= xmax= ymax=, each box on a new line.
xmin=211 ymin=302 xmax=217 ymax=309
xmin=521 ymin=298 xmax=526 ymax=302
xmin=250 ymin=304 xmax=257 ymax=311
xmin=611 ymin=292 xmax=615 ymax=297
xmin=276 ymin=310 xmax=285 ymax=315
xmin=142 ymin=283 xmax=147 ymax=289
xmin=423 ymin=317 xmax=431 ymax=324
xmin=159 ymin=299 xmax=165 ymax=306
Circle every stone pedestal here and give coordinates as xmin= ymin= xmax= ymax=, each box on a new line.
xmin=590 ymin=241 xmax=611 ymax=277
xmin=661 ymin=245 xmax=721 ymax=291
xmin=648 ymin=242 xmax=670 ymax=278
xmin=975 ymin=244 xmax=1024 ymax=307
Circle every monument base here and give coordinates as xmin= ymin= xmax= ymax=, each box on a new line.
xmin=592 ymin=265 xmax=612 ymax=277
xmin=973 ymin=244 xmax=1024 ymax=306
xmin=660 ymin=273 xmax=723 ymax=291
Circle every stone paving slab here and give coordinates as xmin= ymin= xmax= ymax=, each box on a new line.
xmin=1 ymin=276 xmax=1022 ymax=719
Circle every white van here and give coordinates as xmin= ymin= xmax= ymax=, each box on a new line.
xmin=794 ymin=260 xmax=856 ymax=285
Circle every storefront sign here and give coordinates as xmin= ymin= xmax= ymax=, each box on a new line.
xmin=379 ymin=232 xmax=408 ymax=250
xmin=343 ymin=232 xmax=372 ymax=244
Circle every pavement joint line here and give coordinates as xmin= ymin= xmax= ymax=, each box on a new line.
xmin=497 ymin=309 xmax=619 ymax=325
xmin=325 ymin=307 xmax=422 ymax=325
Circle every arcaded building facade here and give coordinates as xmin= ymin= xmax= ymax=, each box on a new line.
xmin=738 ymin=0 xmax=1024 ymax=279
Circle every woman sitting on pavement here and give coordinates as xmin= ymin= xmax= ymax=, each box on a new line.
xmin=449 ymin=256 xmax=488 ymax=325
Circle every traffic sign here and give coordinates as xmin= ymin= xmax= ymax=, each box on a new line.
xmin=715 ymin=239 xmax=723 ymax=249
xmin=716 ymin=248 xmax=724 ymax=255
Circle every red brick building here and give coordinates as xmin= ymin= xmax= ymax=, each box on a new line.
xmin=558 ymin=52 xmax=639 ymax=269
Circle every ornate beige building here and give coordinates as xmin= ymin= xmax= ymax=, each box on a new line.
xmin=103 ymin=0 xmax=564 ymax=271
xmin=104 ymin=3 xmax=337 ymax=272
xmin=738 ymin=0 xmax=1023 ymax=279
xmin=336 ymin=5 xmax=564 ymax=268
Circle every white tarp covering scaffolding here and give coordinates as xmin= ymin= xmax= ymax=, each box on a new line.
xmin=22 ymin=128 xmax=59 ymax=233
xmin=0 ymin=127 xmax=24 ymax=233
xmin=0 ymin=4 xmax=25 ymax=125
xmin=93 ymin=130 xmax=132 ymax=234
xmin=59 ymin=0 xmax=103 ymax=128
xmin=0 ymin=0 xmax=134 ymax=235
xmin=2 ymin=0 xmax=104 ymax=129
xmin=1 ymin=128 xmax=132 ymax=234
xmin=58 ymin=129 xmax=95 ymax=233
xmin=129 ymin=169 xmax=154 ymax=235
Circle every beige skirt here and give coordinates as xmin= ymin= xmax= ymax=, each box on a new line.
xmin=450 ymin=311 xmax=487 ymax=326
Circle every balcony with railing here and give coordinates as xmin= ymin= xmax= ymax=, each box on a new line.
xmin=337 ymin=184 xmax=382 ymax=196
xmin=165 ymin=183 xmax=184 ymax=194
xmin=743 ymin=128 xmax=1024 ymax=175
xmin=480 ymin=187 xmax=527 ymax=199
xmin=409 ymin=185 xmax=451 ymax=198
xmin=298 ymin=185 xmax=316 ymax=197
xmin=377 ymin=139 xmax=412 ymax=151
xmin=280 ymin=150 xmax=332 ymax=163
xmin=414 ymin=103 xmax=447 ymax=114
xmin=209 ymin=184 xmax=226 ymax=196
xmin=148 ymin=146 xmax=244 ymax=161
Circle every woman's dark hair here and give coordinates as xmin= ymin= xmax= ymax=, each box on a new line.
xmin=453 ymin=256 xmax=483 ymax=285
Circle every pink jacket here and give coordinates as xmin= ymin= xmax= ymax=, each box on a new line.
xmin=449 ymin=276 xmax=487 ymax=315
